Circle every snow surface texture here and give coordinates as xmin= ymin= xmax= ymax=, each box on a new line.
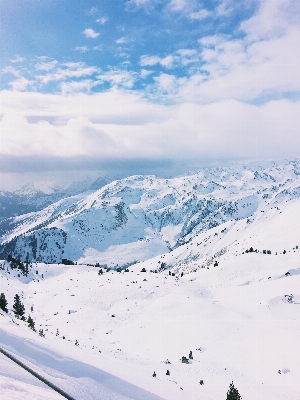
xmin=0 ymin=159 xmax=300 ymax=399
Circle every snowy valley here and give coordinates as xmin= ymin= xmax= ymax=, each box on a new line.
xmin=1 ymin=160 xmax=300 ymax=399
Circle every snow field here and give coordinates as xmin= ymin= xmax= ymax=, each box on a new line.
xmin=1 ymin=241 xmax=300 ymax=399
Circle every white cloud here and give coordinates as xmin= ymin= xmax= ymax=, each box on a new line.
xmin=96 ymin=17 xmax=108 ymax=24
xmin=154 ymin=73 xmax=177 ymax=92
xmin=140 ymin=69 xmax=154 ymax=78
xmin=10 ymin=56 xmax=25 ymax=63
xmin=139 ymin=0 xmax=300 ymax=104
xmin=140 ymin=55 xmax=161 ymax=67
xmin=60 ymin=80 xmax=95 ymax=95
xmin=83 ymin=28 xmax=100 ymax=39
xmin=125 ymin=0 xmax=156 ymax=10
xmin=160 ymin=55 xmax=174 ymax=68
xmin=168 ymin=0 xmax=187 ymax=12
xmin=2 ymin=66 xmax=20 ymax=76
xmin=37 ymin=63 xmax=99 ymax=85
xmin=215 ymin=0 xmax=234 ymax=16
xmin=35 ymin=60 xmax=58 ymax=70
xmin=96 ymin=70 xmax=137 ymax=88
xmin=63 ymin=62 xmax=85 ymax=68
xmin=140 ymin=54 xmax=174 ymax=69
xmin=10 ymin=77 xmax=33 ymax=91
xmin=177 ymin=49 xmax=197 ymax=56
xmin=1 ymin=90 xmax=300 ymax=162
xmin=240 ymin=0 xmax=300 ymax=40
xmin=140 ymin=49 xmax=199 ymax=70
xmin=86 ymin=7 xmax=98 ymax=16
xmin=75 ymin=46 xmax=89 ymax=53
xmin=189 ymin=9 xmax=210 ymax=20
xmin=116 ymin=37 xmax=127 ymax=44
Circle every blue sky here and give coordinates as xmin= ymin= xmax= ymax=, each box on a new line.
xmin=1 ymin=0 xmax=300 ymax=186
xmin=1 ymin=0 xmax=256 ymax=95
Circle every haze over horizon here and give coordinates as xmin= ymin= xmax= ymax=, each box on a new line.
xmin=1 ymin=0 xmax=300 ymax=188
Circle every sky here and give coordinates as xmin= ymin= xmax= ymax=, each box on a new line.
xmin=1 ymin=0 xmax=300 ymax=187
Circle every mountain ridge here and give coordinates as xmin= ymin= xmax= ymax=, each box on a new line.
xmin=1 ymin=159 xmax=300 ymax=267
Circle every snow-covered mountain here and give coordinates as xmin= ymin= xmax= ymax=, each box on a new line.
xmin=1 ymin=159 xmax=300 ymax=399
xmin=1 ymin=159 xmax=300 ymax=267
xmin=0 ymin=175 xmax=110 ymax=220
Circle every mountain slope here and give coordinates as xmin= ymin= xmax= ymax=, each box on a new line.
xmin=1 ymin=159 xmax=300 ymax=267
xmin=0 ymin=195 xmax=300 ymax=399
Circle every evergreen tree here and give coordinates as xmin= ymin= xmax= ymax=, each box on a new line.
xmin=0 ymin=293 xmax=8 ymax=313
xmin=27 ymin=315 xmax=35 ymax=331
xmin=13 ymin=294 xmax=25 ymax=320
xmin=226 ymin=381 xmax=242 ymax=400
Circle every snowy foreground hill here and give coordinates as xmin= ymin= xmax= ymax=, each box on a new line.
xmin=0 ymin=159 xmax=300 ymax=399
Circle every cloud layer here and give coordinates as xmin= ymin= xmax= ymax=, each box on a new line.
xmin=1 ymin=90 xmax=300 ymax=167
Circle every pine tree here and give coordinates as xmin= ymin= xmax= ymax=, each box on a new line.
xmin=0 ymin=293 xmax=8 ymax=313
xmin=13 ymin=294 xmax=25 ymax=319
xmin=27 ymin=315 xmax=35 ymax=331
xmin=226 ymin=381 xmax=242 ymax=400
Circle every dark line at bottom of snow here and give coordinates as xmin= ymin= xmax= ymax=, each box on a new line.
xmin=0 ymin=346 xmax=76 ymax=400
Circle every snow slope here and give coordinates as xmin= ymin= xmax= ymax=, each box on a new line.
xmin=1 ymin=195 xmax=300 ymax=399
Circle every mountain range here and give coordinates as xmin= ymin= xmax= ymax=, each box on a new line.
xmin=1 ymin=159 xmax=300 ymax=399
xmin=1 ymin=159 xmax=300 ymax=268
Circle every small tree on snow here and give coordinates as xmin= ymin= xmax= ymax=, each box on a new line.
xmin=27 ymin=315 xmax=35 ymax=331
xmin=226 ymin=381 xmax=242 ymax=400
xmin=13 ymin=294 xmax=25 ymax=320
xmin=0 ymin=293 xmax=8 ymax=313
